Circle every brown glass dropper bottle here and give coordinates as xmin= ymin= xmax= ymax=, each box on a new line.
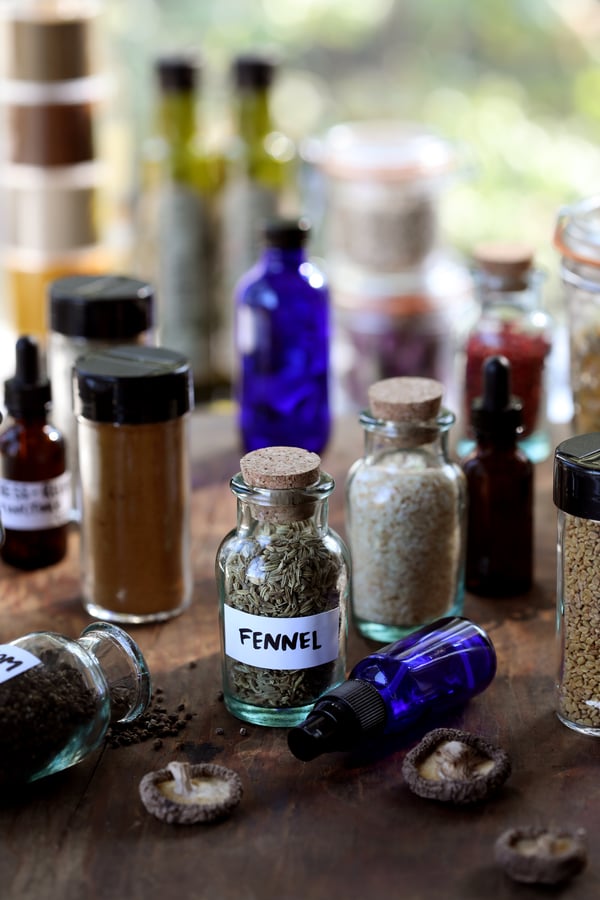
xmin=462 ymin=354 xmax=533 ymax=597
xmin=0 ymin=336 xmax=70 ymax=569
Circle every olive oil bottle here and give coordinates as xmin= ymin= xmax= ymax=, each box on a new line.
xmin=221 ymin=54 xmax=298 ymax=340
xmin=137 ymin=53 xmax=226 ymax=402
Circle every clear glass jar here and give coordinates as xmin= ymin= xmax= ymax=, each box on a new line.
xmin=330 ymin=255 xmax=474 ymax=412
xmin=554 ymin=433 xmax=600 ymax=736
xmin=554 ymin=196 xmax=600 ymax=433
xmin=458 ymin=242 xmax=552 ymax=463
xmin=75 ymin=345 xmax=193 ymax=624
xmin=0 ymin=622 xmax=151 ymax=787
xmin=216 ymin=446 xmax=349 ymax=727
xmin=320 ymin=121 xmax=458 ymax=274
xmin=47 ymin=274 xmax=155 ymax=518
xmin=346 ymin=376 xmax=466 ymax=643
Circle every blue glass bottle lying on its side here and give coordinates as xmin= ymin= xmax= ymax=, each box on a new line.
xmin=287 ymin=616 xmax=496 ymax=760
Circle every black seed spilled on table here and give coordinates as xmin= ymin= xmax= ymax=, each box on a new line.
xmin=106 ymin=693 xmax=193 ymax=749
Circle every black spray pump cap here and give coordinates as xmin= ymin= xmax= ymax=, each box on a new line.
xmin=471 ymin=355 xmax=523 ymax=438
xmin=4 ymin=336 xmax=51 ymax=418
xmin=287 ymin=679 xmax=387 ymax=761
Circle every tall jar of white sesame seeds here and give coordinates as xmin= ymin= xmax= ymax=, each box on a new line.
xmin=346 ymin=376 xmax=467 ymax=642
xmin=554 ymin=433 xmax=600 ymax=735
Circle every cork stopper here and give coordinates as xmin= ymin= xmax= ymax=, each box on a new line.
xmin=240 ymin=447 xmax=321 ymax=488
xmin=472 ymin=241 xmax=534 ymax=290
xmin=368 ymin=377 xmax=443 ymax=423
xmin=239 ymin=447 xmax=323 ymax=523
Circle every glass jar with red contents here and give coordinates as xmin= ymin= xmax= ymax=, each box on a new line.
xmin=456 ymin=242 xmax=552 ymax=463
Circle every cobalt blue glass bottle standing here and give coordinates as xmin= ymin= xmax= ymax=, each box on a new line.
xmin=234 ymin=217 xmax=331 ymax=454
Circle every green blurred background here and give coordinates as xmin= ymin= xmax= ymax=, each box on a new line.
xmin=105 ymin=0 xmax=600 ymax=289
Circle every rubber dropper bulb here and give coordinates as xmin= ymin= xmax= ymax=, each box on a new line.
xmin=471 ymin=355 xmax=522 ymax=439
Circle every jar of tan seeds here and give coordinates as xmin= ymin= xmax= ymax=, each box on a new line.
xmin=346 ymin=376 xmax=466 ymax=642
xmin=554 ymin=433 xmax=600 ymax=735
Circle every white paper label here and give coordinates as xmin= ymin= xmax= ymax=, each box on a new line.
xmin=224 ymin=605 xmax=340 ymax=670
xmin=0 ymin=644 xmax=41 ymax=684
xmin=0 ymin=471 xmax=72 ymax=529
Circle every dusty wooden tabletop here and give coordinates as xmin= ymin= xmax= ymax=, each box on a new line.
xmin=1 ymin=412 xmax=598 ymax=900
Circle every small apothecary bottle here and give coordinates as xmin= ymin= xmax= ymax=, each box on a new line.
xmin=74 ymin=345 xmax=193 ymax=624
xmin=0 ymin=622 xmax=151 ymax=787
xmin=459 ymin=242 xmax=552 ymax=463
xmin=216 ymin=446 xmax=349 ymax=727
xmin=554 ymin=433 xmax=600 ymax=735
xmin=346 ymin=376 xmax=466 ymax=642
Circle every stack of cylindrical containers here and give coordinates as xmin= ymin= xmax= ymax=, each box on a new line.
xmin=317 ymin=121 xmax=475 ymax=412
xmin=0 ymin=0 xmax=111 ymax=339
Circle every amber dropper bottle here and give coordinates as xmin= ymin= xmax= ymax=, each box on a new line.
xmin=461 ymin=354 xmax=533 ymax=596
xmin=0 ymin=336 xmax=71 ymax=569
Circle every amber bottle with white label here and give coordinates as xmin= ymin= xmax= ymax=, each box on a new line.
xmin=216 ymin=446 xmax=349 ymax=727
xmin=0 ymin=336 xmax=71 ymax=570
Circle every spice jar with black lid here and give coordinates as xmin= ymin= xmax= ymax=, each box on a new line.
xmin=0 ymin=621 xmax=151 ymax=787
xmin=75 ymin=345 xmax=193 ymax=624
xmin=346 ymin=376 xmax=466 ymax=642
xmin=216 ymin=446 xmax=349 ymax=727
xmin=47 ymin=274 xmax=155 ymax=515
xmin=554 ymin=433 xmax=600 ymax=735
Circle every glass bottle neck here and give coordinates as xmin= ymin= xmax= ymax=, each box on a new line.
xmin=361 ymin=411 xmax=453 ymax=460
xmin=474 ymin=268 xmax=545 ymax=312
xmin=77 ymin=623 xmax=151 ymax=724
xmin=235 ymin=87 xmax=273 ymax=144
xmin=261 ymin=245 xmax=307 ymax=269
xmin=158 ymin=89 xmax=197 ymax=144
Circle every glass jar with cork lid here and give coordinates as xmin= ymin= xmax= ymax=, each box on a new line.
xmin=216 ymin=446 xmax=349 ymax=727
xmin=346 ymin=376 xmax=466 ymax=642
xmin=458 ymin=241 xmax=552 ymax=463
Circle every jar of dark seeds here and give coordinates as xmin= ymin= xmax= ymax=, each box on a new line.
xmin=216 ymin=446 xmax=349 ymax=727
xmin=554 ymin=433 xmax=600 ymax=735
xmin=346 ymin=376 xmax=466 ymax=642
xmin=0 ymin=622 xmax=151 ymax=786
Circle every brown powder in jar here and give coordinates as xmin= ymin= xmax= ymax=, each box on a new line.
xmin=80 ymin=416 xmax=191 ymax=619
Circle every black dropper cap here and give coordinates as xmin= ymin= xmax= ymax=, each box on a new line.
xmin=4 ymin=336 xmax=51 ymax=419
xmin=287 ymin=679 xmax=387 ymax=761
xmin=470 ymin=355 xmax=523 ymax=440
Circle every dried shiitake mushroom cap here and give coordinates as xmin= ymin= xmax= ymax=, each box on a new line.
xmin=494 ymin=826 xmax=587 ymax=885
xmin=139 ymin=761 xmax=243 ymax=824
xmin=401 ymin=727 xmax=511 ymax=804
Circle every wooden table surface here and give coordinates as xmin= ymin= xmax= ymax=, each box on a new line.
xmin=1 ymin=412 xmax=599 ymax=900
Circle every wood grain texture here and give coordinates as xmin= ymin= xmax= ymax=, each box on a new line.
xmin=1 ymin=414 xmax=598 ymax=900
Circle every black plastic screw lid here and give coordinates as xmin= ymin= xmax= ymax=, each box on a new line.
xmin=263 ymin=217 xmax=310 ymax=250
xmin=74 ymin=345 xmax=193 ymax=425
xmin=233 ymin=53 xmax=277 ymax=89
xmin=471 ymin=355 xmax=523 ymax=438
xmin=287 ymin=679 xmax=387 ymax=761
xmin=155 ymin=53 xmax=201 ymax=92
xmin=554 ymin=433 xmax=600 ymax=520
xmin=4 ymin=336 xmax=51 ymax=418
xmin=49 ymin=275 xmax=154 ymax=340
